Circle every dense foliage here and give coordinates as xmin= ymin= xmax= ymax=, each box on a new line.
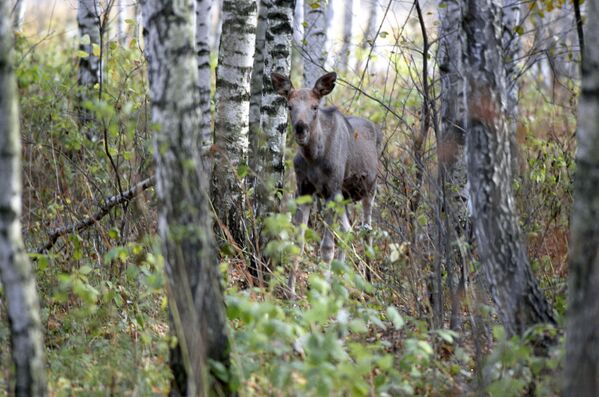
xmin=0 ymin=1 xmax=579 ymax=395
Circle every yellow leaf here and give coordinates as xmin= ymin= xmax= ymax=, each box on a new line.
xmin=92 ymin=43 xmax=101 ymax=57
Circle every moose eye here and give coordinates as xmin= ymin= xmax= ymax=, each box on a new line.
xmin=287 ymin=105 xmax=292 ymax=110
xmin=312 ymin=105 xmax=318 ymax=110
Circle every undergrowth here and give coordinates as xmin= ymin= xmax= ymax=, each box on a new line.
xmin=0 ymin=15 xmax=575 ymax=396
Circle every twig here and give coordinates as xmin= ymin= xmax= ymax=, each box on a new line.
xmin=35 ymin=176 xmax=156 ymax=255
xmin=573 ymin=0 xmax=584 ymax=59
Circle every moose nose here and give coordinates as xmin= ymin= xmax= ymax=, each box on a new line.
xmin=294 ymin=122 xmax=307 ymax=136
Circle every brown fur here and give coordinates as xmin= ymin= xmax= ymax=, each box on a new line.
xmin=271 ymin=72 xmax=382 ymax=295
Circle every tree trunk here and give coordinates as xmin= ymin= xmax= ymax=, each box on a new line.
xmin=501 ymin=0 xmax=522 ymax=174
xmin=354 ymin=0 xmax=378 ymax=71
xmin=249 ymin=0 xmax=267 ymax=143
xmin=77 ymin=0 xmax=100 ymax=127
xmin=293 ymin=0 xmax=304 ymax=74
xmin=212 ymin=0 xmax=257 ymax=247
xmin=196 ymin=0 xmax=213 ymax=151
xmin=338 ymin=0 xmax=353 ymax=71
xmin=254 ymin=0 xmax=294 ymax=217
xmin=436 ymin=0 xmax=468 ymax=330
xmin=11 ymin=0 xmax=25 ymax=30
xmin=140 ymin=1 xmax=231 ymax=395
xmin=209 ymin=0 xmax=224 ymax=53
xmin=302 ymin=0 xmax=327 ymax=86
xmin=463 ymin=0 xmax=555 ymax=337
xmin=115 ymin=0 xmax=126 ymax=45
xmin=564 ymin=1 xmax=599 ymax=395
xmin=0 ymin=4 xmax=48 ymax=395
xmin=247 ymin=0 xmax=268 ymax=281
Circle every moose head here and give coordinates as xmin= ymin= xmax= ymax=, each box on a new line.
xmin=271 ymin=72 xmax=337 ymax=146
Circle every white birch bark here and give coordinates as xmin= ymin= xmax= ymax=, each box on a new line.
xmin=354 ymin=0 xmax=378 ymax=71
xmin=249 ymin=0 xmax=268 ymax=140
xmin=338 ymin=0 xmax=353 ymax=71
xmin=196 ymin=0 xmax=213 ymax=150
xmin=140 ymin=0 xmax=231 ymax=394
xmin=0 ymin=4 xmax=48 ymax=395
xmin=209 ymin=0 xmax=223 ymax=53
xmin=565 ymin=1 xmax=599 ymax=395
xmin=294 ymin=0 xmax=304 ymax=46
xmin=502 ymin=0 xmax=521 ymax=173
xmin=303 ymin=0 xmax=327 ymax=86
xmin=255 ymin=0 xmax=294 ymax=216
xmin=11 ymin=0 xmax=25 ymax=30
xmin=115 ymin=0 xmax=126 ymax=45
xmin=77 ymin=0 xmax=100 ymax=127
xmin=437 ymin=0 xmax=468 ymax=329
xmin=362 ymin=0 xmax=379 ymax=49
xmin=212 ymin=0 xmax=257 ymax=245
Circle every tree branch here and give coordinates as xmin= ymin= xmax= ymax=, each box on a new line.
xmin=573 ymin=0 xmax=584 ymax=60
xmin=35 ymin=176 xmax=156 ymax=255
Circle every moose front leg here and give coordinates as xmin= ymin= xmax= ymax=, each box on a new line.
xmin=335 ymin=208 xmax=351 ymax=263
xmin=288 ymin=201 xmax=311 ymax=297
xmin=320 ymin=193 xmax=351 ymax=264
xmin=361 ymin=191 xmax=376 ymax=281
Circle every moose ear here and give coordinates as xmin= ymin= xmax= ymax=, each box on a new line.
xmin=313 ymin=72 xmax=337 ymax=98
xmin=271 ymin=73 xmax=293 ymax=97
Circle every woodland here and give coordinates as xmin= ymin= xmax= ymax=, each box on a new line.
xmin=0 ymin=0 xmax=598 ymax=396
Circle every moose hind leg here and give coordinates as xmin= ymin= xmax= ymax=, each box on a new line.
xmin=362 ymin=190 xmax=375 ymax=230
xmin=335 ymin=207 xmax=351 ymax=263
xmin=361 ymin=191 xmax=376 ymax=281
xmin=289 ymin=202 xmax=311 ymax=297
xmin=320 ymin=202 xmax=337 ymax=263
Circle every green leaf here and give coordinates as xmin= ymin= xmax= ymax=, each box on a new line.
xmin=435 ymin=329 xmax=458 ymax=344
xmin=237 ymin=163 xmax=250 ymax=178
xmin=349 ymin=319 xmax=368 ymax=333
xmin=386 ymin=306 xmax=405 ymax=330
xmin=295 ymin=195 xmax=313 ymax=205
xmin=79 ymin=265 xmax=93 ymax=275
xmin=515 ymin=25 xmax=524 ymax=35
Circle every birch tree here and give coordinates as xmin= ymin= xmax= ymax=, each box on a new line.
xmin=293 ymin=0 xmax=304 ymax=74
xmin=212 ymin=0 xmax=257 ymax=247
xmin=196 ymin=0 xmax=213 ymax=151
xmin=0 ymin=3 xmax=48 ymax=395
xmin=564 ymin=0 xmax=599 ymax=394
xmin=140 ymin=0 xmax=231 ymax=394
xmin=77 ymin=0 xmax=100 ymax=126
xmin=253 ymin=0 xmax=294 ymax=218
xmin=11 ymin=0 xmax=25 ymax=30
xmin=502 ymin=0 xmax=522 ymax=173
xmin=338 ymin=0 xmax=353 ymax=71
xmin=302 ymin=0 xmax=327 ymax=86
xmin=355 ymin=0 xmax=378 ymax=71
xmin=249 ymin=0 xmax=267 ymax=142
xmin=463 ymin=0 xmax=555 ymax=336
xmin=115 ymin=0 xmax=126 ymax=45
xmin=436 ymin=0 xmax=468 ymax=329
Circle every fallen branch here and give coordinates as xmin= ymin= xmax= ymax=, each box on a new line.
xmin=35 ymin=176 xmax=156 ymax=254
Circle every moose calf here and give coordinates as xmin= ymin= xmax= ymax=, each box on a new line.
xmin=271 ymin=72 xmax=382 ymax=295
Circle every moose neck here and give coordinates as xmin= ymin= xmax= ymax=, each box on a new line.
xmin=300 ymin=112 xmax=325 ymax=162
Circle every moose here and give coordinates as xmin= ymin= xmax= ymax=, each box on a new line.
xmin=271 ymin=71 xmax=382 ymax=295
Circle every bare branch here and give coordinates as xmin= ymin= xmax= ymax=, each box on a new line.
xmin=35 ymin=176 xmax=156 ymax=255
